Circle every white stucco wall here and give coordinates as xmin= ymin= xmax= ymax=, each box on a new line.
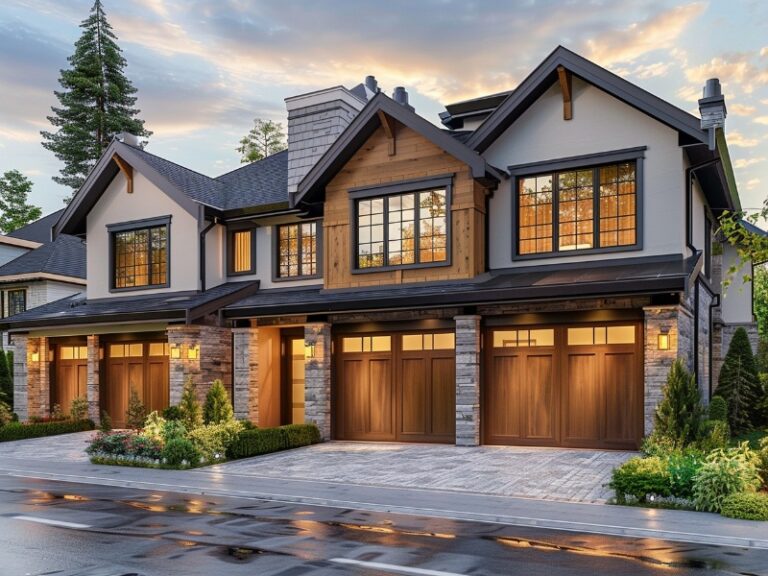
xmin=690 ymin=176 xmax=709 ymax=274
xmin=721 ymin=242 xmax=754 ymax=324
xmin=483 ymin=78 xmax=687 ymax=269
xmin=205 ymin=223 xmax=226 ymax=289
xmin=86 ymin=171 xmax=200 ymax=298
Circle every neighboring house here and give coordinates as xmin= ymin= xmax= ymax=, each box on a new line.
xmin=0 ymin=47 xmax=757 ymax=448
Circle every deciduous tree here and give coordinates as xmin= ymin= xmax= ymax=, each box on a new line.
xmin=0 ymin=170 xmax=42 ymax=234
xmin=237 ymin=118 xmax=286 ymax=163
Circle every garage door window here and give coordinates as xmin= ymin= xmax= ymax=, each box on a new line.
xmin=567 ymin=325 xmax=635 ymax=345
xmin=109 ymin=343 xmax=144 ymax=357
xmin=492 ymin=329 xmax=554 ymax=348
xmin=402 ymin=333 xmax=455 ymax=351
xmin=342 ymin=336 xmax=391 ymax=353
xmin=60 ymin=346 xmax=88 ymax=360
xmin=148 ymin=343 xmax=170 ymax=356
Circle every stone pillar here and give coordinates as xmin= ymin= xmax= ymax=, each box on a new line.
xmin=455 ymin=315 xmax=481 ymax=447
xmin=304 ymin=323 xmax=331 ymax=440
xmin=11 ymin=334 xmax=28 ymax=421
xmin=168 ymin=324 xmax=233 ymax=405
xmin=86 ymin=335 xmax=100 ymax=423
xmin=24 ymin=336 xmax=50 ymax=419
xmin=200 ymin=326 xmax=233 ymax=396
xmin=233 ymin=327 xmax=259 ymax=423
xmin=168 ymin=325 xmax=202 ymax=405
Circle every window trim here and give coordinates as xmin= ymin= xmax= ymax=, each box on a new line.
xmin=7 ymin=288 xmax=26 ymax=317
xmin=227 ymin=224 xmax=257 ymax=276
xmin=509 ymin=148 xmax=645 ymax=261
xmin=349 ymin=175 xmax=453 ymax=274
xmin=271 ymin=219 xmax=323 ymax=282
xmin=108 ymin=215 xmax=171 ymax=292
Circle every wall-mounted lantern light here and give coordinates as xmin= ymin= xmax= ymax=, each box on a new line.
xmin=187 ymin=344 xmax=200 ymax=360
xmin=31 ymin=351 xmax=40 ymax=362
xmin=170 ymin=343 xmax=181 ymax=359
xmin=658 ymin=328 xmax=670 ymax=351
xmin=304 ymin=342 xmax=316 ymax=360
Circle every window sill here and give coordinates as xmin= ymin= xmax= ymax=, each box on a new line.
xmin=351 ymin=260 xmax=452 ymax=274
xmin=511 ymin=244 xmax=642 ymax=261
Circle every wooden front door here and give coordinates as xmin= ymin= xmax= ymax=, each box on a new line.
xmin=53 ymin=344 xmax=88 ymax=416
xmin=484 ymin=323 xmax=642 ymax=449
xmin=281 ymin=335 xmax=306 ymax=425
xmin=334 ymin=331 xmax=456 ymax=443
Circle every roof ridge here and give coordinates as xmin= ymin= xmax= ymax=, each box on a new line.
xmin=125 ymin=143 xmax=221 ymax=184
xmin=215 ymin=149 xmax=287 ymax=181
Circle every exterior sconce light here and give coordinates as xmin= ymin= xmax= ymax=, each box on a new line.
xmin=170 ymin=343 xmax=181 ymax=359
xmin=48 ymin=349 xmax=55 ymax=362
xmin=186 ymin=344 xmax=200 ymax=360
xmin=305 ymin=342 xmax=316 ymax=359
xmin=658 ymin=328 xmax=670 ymax=351
xmin=31 ymin=351 xmax=40 ymax=362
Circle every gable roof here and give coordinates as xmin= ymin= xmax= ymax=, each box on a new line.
xmin=467 ymin=45 xmax=708 ymax=152
xmin=292 ymin=92 xmax=504 ymax=207
xmin=214 ymin=150 xmax=288 ymax=212
xmin=0 ymin=234 xmax=86 ymax=281
xmin=7 ymin=209 xmax=64 ymax=243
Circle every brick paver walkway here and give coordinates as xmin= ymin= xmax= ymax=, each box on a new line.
xmin=0 ymin=431 xmax=93 ymax=462
xmin=217 ymin=442 xmax=635 ymax=503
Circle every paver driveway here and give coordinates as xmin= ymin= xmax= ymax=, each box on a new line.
xmin=0 ymin=431 xmax=93 ymax=462
xmin=216 ymin=441 xmax=635 ymax=503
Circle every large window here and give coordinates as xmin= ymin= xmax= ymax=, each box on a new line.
xmin=7 ymin=289 xmax=26 ymax=316
xmin=517 ymin=160 xmax=637 ymax=256
xmin=229 ymin=228 xmax=255 ymax=275
xmin=277 ymin=222 xmax=318 ymax=278
xmin=356 ymin=187 xmax=448 ymax=269
xmin=112 ymin=224 xmax=168 ymax=289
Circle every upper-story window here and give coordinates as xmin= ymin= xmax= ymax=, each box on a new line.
xmin=228 ymin=228 xmax=255 ymax=275
xmin=516 ymin=160 xmax=638 ymax=256
xmin=110 ymin=217 xmax=170 ymax=290
xmin=355 ymin=184 xmax=449 ymax=270
xmin=276 ymin=221 xmax=319 ymax=279
xmin=7 ymin=289 xmax=26 ymax=316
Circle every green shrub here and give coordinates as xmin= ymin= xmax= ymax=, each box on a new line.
xmin=86 ymin=431 xmax=163 ymax=460
xmin=708 ymin=396 xmax=728 ymax=422
xmin=162 ymin=405 xmax=182 ymax=421
xmin=641 ymin=432 xmax=680 ymax=458
xmin=162 ymin=437 xmax=199 ymax=467
xmin=281 ymin=423 xmax=322 ymax=447
xmin=757 ymin=436 xmax=768 ymax=487
xmin=51 ymin=404 xmax=64 ymax=420
xmin=0 ymin=348 xmax=12 ymax=409
xmin=667 ymin=452 xmax=704 ymax=500
xmin=720 ymin=491 xmax=768 ymax=521
xmin=227 ymin=428 xmax=286 ymax=459
xmin=654 ymin=359 xmax=704 ymax=447
xmin=161 ymin=420 xmax=187 ymax=443
xmin=179 ymin=377 xmax=203 ymax=431
xmin=142 ymin=410 xmax=166 ymax=441
xmin=100 ymin=410 xmax=113 ymax=433
xmin=187 ymin=420 xmax=243 ymax=461
xmin=610 ymin=456 xmax=671 ymax=504
xmin=0 ymin=400 xmax=13 ymax=427
xmin=0 ymin=418 xmax=94 ymax=442
xmin=69 ymin=397 xmax=88 ymax=421
xmin=125 ymin=388 xmax=146 ymax=430
xmin=692 ymin=443 xmax=762 ymax=512
xmin=696 ymin=419 xmax=730 ymax=453
xmin=717 ymin=327 xmax=761 ymax=433
xmin=203 ymin=379 xmax=234 ymax=424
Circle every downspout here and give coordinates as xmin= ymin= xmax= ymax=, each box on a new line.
xmin=708 ymin=292 xmax=721 ymax=400
xmin=694 ymin=280 xmax=699 ymax=388
xmin=199 ymin=218 xmax=218 ymax=292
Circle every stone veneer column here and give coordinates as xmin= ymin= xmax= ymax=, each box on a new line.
xmin=167 ymin=325 xmax=234 ymax=405
xmin=454 ymin=315 xmax=481 ymax=447
xmin=643 ymin=305 xmax=693 ymax=435
xmin=304 ymin=323 xmax=331 ymax=440
xmin=86 ymin=335 xmax=100 ymax=423
xmin=232 ymin=327 xmax=259 ymax=423
xmin=11 ymin=334 xmax=28 ymax=421
xmin=23 ymin=336 xmax=50 ymax=419
xmin=167 ymin=325 xmax=202 ymax=405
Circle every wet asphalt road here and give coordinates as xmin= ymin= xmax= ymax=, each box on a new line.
xmin=0 ymin=475 xmax=766 ymax=576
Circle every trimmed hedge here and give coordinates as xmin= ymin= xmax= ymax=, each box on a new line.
xmin=227 ymin=424 xmax=321 ymax=459
xmin=720 ymin=492 xmax=768 ymax=521
xmin=0 ymin=419 xmax=95 ymax=442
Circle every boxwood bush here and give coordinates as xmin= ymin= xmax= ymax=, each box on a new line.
xmin=0 ymin=419 xmax=94 ymax=442
xmin=610 ymin=456 xmax=671 ymax=504
xmin=227 ymin=424 xmax=321 ymax=459
xmin=720 ymin=492 xmax=768 ymax=521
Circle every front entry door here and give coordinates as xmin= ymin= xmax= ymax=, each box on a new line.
xmin=282 ymin=336 xmax=306 ymax=425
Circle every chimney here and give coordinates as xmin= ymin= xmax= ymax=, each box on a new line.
xmin=117 ymin=132 xmax=140 ymax=147
xmin=698 ymin=78 xmax=727 ymax=150
xmin=285 ymin=86 xmax=366 ymax=195
xmin=392 ymin=86 xmax=414 ymax=112
xmin=365 ymin=75 xmax=379 ymax=93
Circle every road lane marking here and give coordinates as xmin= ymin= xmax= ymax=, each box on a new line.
xmin=13 ymin=515 xmax=90 ymax=529
xmin=330 ymin=558 xmax=465 ymax=576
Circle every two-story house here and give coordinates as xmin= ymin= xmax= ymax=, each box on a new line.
xmin=1 ymin=47 xmax=756 ymax=448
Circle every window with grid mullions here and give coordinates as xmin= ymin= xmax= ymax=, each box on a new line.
xmin=277 ymin=222 xmax=318 ymax=278
xmin=113 ymin=225 xmax=168 ymax=289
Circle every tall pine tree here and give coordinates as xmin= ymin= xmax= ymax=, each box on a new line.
xmin=717 ymin=327 xmax=761 ymax=433
xmin=0 ymin=170 xmax=42 ymax=234
xmin=41 ymin=0 xmax=150 ymax=200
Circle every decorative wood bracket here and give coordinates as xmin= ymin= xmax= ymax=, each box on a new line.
xmin=557 ymin=65 xmax=573 ymax=121
xmin=378 ymin=110 xmax=396 ymax=156
xmin=112 ymin=153 xmax=134 ymax=193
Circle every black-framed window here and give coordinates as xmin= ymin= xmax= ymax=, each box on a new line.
xmin=228 ymin=228 xmax=256 ymax=275
xmin=277 ymin=222 xmax=318 ymax=278
xmin=517 ymin=160 xmax=638 ymax=256
xmin=112 ymin=224 xmax=168 ymax=289
xmin=7 ymin=289 xmax=26 ymax=316
xmin=355 ymin=187 xmax=449 ymax=269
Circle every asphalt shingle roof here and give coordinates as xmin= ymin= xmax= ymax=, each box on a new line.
xmin=0 ymin=234 xmax=86 ymax=279
xmin=215 ymin=150 xmax=289 ymax=210
xmin=6 ymin=209 xmax=64 ymax=243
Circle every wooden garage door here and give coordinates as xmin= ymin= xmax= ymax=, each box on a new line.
xmin=53 ymin=345 xmax=88 ymax=416
xmin=335 ymin=332 xmax=456 ymax=443
xmin=485 ymin=323 xmax=642 ymax=449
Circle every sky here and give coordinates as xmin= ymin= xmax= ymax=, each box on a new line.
xmin=0 ymin=0 xmax=767 ymax=217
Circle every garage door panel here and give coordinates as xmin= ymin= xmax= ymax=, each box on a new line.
xmin=526 ymin=354 xmax=556 ymax=441
xmin=487 ymin=355 xmax=521 ymax=440
xmin=147 ymin=360 xmax=169 ymax=415
xmin=431 ymin=357 xmax=455 ymax=437
xmin=603 ymin=351 xmax=638 ymax=445
xmin=340 ymin=359 xmax=366 ymax=436
xmin=401 ymin=358 xmax=426 ymax=435
xmin=564 ymin=353 xmax=601 ymax=444
xmin=368 ymin=359 xmax=392 ymax=436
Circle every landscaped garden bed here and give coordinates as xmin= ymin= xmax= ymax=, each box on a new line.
xmin=86 ymin=378 xmax=321 ymax=469
xmin=609 ymin=328 xmax=768 ymax=521
xmin=0 ymin=391 xmax=95 ymax=442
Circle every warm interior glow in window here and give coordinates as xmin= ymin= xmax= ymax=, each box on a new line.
xmin=232 ymin=230 xmax=252 ymax=273
xmin=342 ymin=336 xmax=392 ymax=353
xmin=401 ymin=332 xmax=455 ymax=351
xmin=113 ymin=225 xmax=167 ymax=288
xmin=278 ymin=222 xmax=317 ymax=278
xmin=492 ymin=329 xmax=554 ymax=347
xmin=568 ymin=325 xmax=636 ymax=345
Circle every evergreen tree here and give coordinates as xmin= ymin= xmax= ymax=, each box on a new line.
xmin=203 ymin=379 xmax=234 ymax=424
xmin=654 ymin=358 xmax=704 ymax=446
xmin=237 ymin=118 xmax=286 ymax=163
xmin=179 ymin=377 xmax=203 ymax=431
xmin=717 ymin=327 xmax=761 ymax=433
xmin=41 ymin=0 xmax=150 ymax=198
xmin=0 ymin=171 xmax=42 ymax=234
xmin=0 ymin=348 xmax=11 ymax=407
xmin=125 ymin=387 xmax=146 ymax=429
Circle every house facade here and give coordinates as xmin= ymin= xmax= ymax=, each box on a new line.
xmin=1 ymin=47 xmax=756 ymax=448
